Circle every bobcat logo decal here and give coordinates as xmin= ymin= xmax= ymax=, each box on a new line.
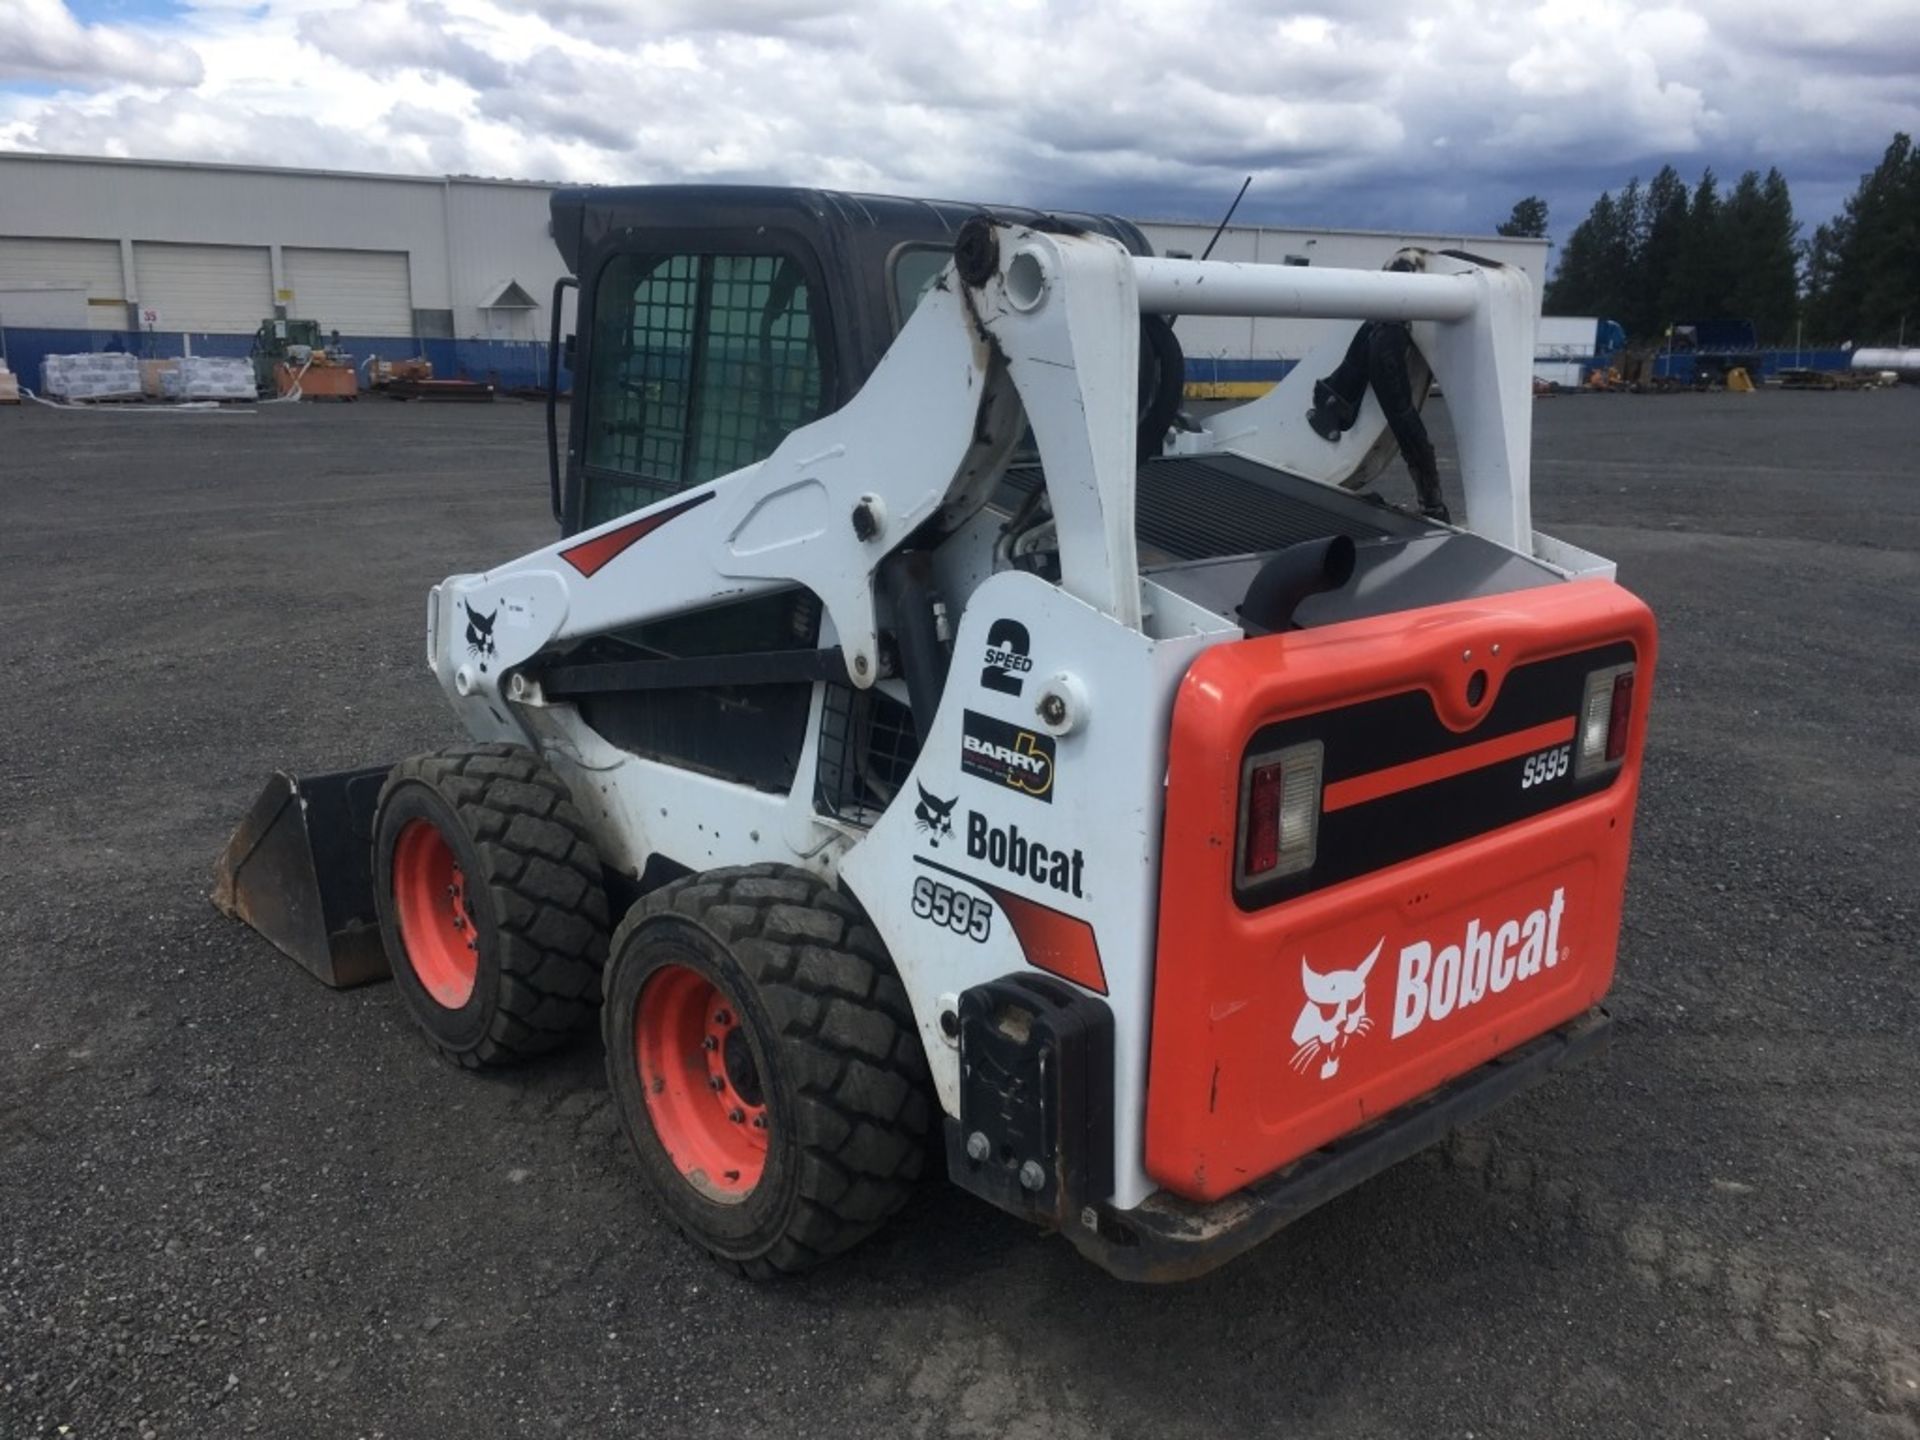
xmin=913 ymin=783 xmax=956 ymax=847
xmin=464 ymin=602 xmax=497 ymax=674
xmin=1290 ymin=939 xmax=1380 ymax=1081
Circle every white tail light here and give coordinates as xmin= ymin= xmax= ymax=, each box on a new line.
xmin=1575 ymin=662 xmax=1636 ymax=780
xmin=1237 ymin=740 xmax=1324 ymax=885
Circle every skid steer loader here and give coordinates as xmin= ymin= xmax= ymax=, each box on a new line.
xmin=215 ymin=185 xmax=1655 ymax=1281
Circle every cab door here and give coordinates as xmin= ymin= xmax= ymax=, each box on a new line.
xmin=562 ymin=238 xmax=839 ymax=536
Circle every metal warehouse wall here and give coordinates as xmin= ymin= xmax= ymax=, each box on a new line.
xmin=0 ymin=153 xmax=569 ymax=344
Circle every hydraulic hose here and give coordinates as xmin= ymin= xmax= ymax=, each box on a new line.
xmin=876 ymin=552 xmax=950 ymax=744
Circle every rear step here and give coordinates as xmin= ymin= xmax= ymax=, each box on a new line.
xmin=1070 ymin=1009 xmax=1611 ymax=1282
xmin=212 ymin=766 xmax=392 ymax=988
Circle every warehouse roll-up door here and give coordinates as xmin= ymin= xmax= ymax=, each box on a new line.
xmin=0 ymin=237 xmax=126 ymax=329
xmin=283 ymin=248 xmax=413 ymax=336
xmin=133 ymin=242 xmax=272 ymax=334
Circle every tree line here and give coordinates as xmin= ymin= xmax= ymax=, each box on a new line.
xmin=1511 ymin=133 xmax=1917 ymax=347
xmin=1804 ymin=134 xmax=1920 ymax=346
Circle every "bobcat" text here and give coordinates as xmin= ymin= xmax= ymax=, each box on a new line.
xmin=1391 ymin=888 xmax=1567 ymax=1039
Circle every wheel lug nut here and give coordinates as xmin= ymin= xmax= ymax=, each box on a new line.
xmin=709 ymin=1075 xmax=725 ymax=1091
xmin=701 ymin=1035 xmax=718 ymax=1051
xmin=713 ymin=1009 xmax=732 ymax=1026
xmin=751 ymin=1114 xmax=767 ymax=1130
xmin=728 ymin=1108 xmax=745 ymax=1124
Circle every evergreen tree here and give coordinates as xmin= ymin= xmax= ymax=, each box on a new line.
xmin=1805 ymin=133 xmax=1920 ymax=344
xmin=1613 ymin=177 xmax=1646 ymax=310
xmin=1804 ymin=219 xmax=1845 ymax=334
xmin=1663 ymin=169 xmax=1724 ymax=321
xmin=1713 ymin=169 xmax=1801 ymax=341
xmin=1638 ymin=166 xmax=1691 ymax=336
xmin=1497 ymin=196 xmax=1550 ymax=238
xmin=1544 ymin=192 xmax=1618 ymax=315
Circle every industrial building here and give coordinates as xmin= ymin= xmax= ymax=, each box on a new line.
xmin=0 ymin=153 xmax=564 ymax=390
xmin=0 ymin=151 xmax=1551 ymax=395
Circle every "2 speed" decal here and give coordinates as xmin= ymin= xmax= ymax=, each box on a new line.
xmin=979 ymin=618 xmax=1032 ymax=697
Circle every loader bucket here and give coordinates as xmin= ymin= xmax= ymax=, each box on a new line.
xmin=212 ymin=767 xmax=393 ymax=988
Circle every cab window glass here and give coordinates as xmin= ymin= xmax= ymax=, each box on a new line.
xmin=583 ymin=251 xmax=823 ymax=527
xmin=890 ymin=246 xmax=952 ymax=328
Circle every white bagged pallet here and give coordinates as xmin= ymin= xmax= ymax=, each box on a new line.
xmin=159 ymin=356 xmax=255 ymax=401
xmin=41 ymin=352 xmax=143 ymax=400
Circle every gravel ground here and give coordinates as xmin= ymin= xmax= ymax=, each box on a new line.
xmin=2 ymin=389 xmax=1916 ymax=1440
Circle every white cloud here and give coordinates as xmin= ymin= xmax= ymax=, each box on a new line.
xmin=0 ymin=0 xmax=203 ymax=87
xmin=0 ymin=0 xmax=1915 ymax=233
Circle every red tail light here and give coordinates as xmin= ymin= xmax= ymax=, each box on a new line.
xmin=1236 ymin=740 xmax=1324 ymax=887
xmin=1605 ymin=671 xmax=1634 ymax=762
xmin=1244 ymin=763 xmax=1283 ymax=876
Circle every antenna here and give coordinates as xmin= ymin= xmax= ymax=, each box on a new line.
xmin=1165 ymin=175 xmax=1253 ymax=335
xmin=1199 ymin=175 xmax=1254 ymax=262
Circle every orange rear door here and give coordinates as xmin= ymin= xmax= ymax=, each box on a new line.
xmin=1146 ymin=579 xmax=1656 ymax=1203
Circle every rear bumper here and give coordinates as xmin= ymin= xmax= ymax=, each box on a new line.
xmin=1069 ymin=1008 xmax=1611 ymax=1282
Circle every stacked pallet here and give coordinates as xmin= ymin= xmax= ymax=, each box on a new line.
xmin=0 ymin=361 xmax=18 ymax=404
xmin=140 ymin=359 xmax=179 ymax=398
xmin=159 ymin=356 xmax=255 ymax=401
xmin=41 ymin=352 xmax=143 ymax=400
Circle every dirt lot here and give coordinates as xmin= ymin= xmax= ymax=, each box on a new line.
xmin=3 ymin=389 xmax=1917 ymax=1439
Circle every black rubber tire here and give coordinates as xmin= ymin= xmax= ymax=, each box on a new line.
xmin=603 ymin=865 xmax=934 ymax=1277
xmin=372 ymin=743 xmax=610 ymax=1068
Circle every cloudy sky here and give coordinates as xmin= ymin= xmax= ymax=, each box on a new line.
xmin=3 ymin=0 xmax=1916 ymax=245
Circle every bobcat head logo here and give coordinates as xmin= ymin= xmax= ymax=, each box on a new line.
xmin=1290 ymin=939 xmax=1380 ymax=1081
xmin=913 ymin=783 xmax=956 ymax=846
xmin=464 ymin=602 xmax=497 ymax=674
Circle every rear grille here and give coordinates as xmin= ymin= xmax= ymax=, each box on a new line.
xmin=998 ymin=453 xmax=1427 ymax=562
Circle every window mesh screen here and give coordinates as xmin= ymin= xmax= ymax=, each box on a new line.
xmin=582 ymin=252 xmax=821 ymax=529
xmin=693 ymin=256 xmax=821 ymax=482
xmin=814 ymin=685 xmax=921 ymax=825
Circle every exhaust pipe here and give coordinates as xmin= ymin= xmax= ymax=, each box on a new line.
xmin=1237 ymin=535 xmax=1358 ymax=635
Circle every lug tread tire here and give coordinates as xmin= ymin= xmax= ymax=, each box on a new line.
xmin=379 ymin=743 xmax=609 ymax=1067
xmin=608 ymin=864 xmax=932 ymax=1277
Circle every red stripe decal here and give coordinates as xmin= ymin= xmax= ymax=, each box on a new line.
xmin=989 ymin=885 xmax=1109 ymax=995
xmin=559 ymin=492 xmax=713 ymax=578
xmin=1322 ymin=715 xmax=1577 ymax=813
xmin=917 ymin=857 xmax=1108 ymax=994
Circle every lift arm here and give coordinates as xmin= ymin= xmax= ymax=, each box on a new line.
xmin=425 ymin=225 xmax=1544 ymax=746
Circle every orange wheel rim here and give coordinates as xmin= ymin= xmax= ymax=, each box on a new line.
xmin=634 ymin=964 xmax=768 ymax=1200
xmin=392 ymin=819 xmax=479 ymax=1008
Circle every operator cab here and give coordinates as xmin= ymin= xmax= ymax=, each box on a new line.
xmin=547 ymin=185 xmax=1163 ymax=537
